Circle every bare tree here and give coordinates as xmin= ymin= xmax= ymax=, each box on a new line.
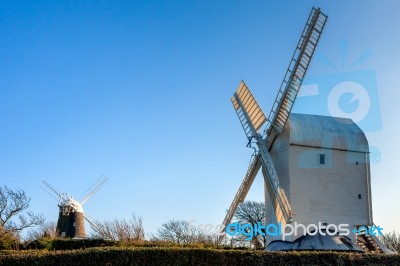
xmin=91 ymin=213 xmax=144 ymax=242
xmin=152 ymin=219 xmax=221 ymax=245
xmin=232 ymin=200 xmax=266 ymax=248
xmin=379 ymin=231 xmax=400 ymax=253
xmin=234 ymin=201 xmax=265 ymax=224
xmin=153 ymin=220 xmax=195 ymax=244
xmin=0 ymin=186 xmax=44 ymax=242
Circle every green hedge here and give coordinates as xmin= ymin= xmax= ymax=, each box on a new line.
xmin=24 ymin=238 xmax=246 ymax=251
xmin=1 ymin=247 xmax=399 ymax=266
xmin=24 ymin=238 xmax=119 ymax=250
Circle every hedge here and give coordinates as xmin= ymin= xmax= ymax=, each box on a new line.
xmin=23 ymin=238 xmax=230 ymax=251
xmin=24 ymin=238 xmax=119 ymax=250
xmin=22 ymin=238 xmax=253 ymax=250
xmin=1 ymin=247 xmax=400 ymax=266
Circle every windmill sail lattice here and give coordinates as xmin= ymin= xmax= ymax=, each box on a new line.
xmin=265 ymin=7 xmax=327 ymax=139
xmin=41 ymin=180 xmax=67 ymax=202
xmin=221 ymin=153 xmax=261 ymax=229
xmin=231 ymin=81 xmax=267 ymax=139
xmin=81 ymin=175 xmax=108 ymax=206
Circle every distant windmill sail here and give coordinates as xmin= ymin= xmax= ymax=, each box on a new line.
xmin=81 ymin=175 xmax=108 ymax=206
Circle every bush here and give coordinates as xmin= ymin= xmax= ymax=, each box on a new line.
xmin=23 ymin=238 xmax=243 ymax=251
xmin=24 ymin=238 xmax=119 ymax=251
xmin=0 ymin=233 xmax=19 ymax=250
xmin=24 ymin=238 xmax=52 ymax=250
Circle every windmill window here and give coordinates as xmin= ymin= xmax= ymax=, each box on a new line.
xmin=358 ymin=194 xmax=362 ymax=199
xmin=319 ymin=154 xmax=326 ymax=165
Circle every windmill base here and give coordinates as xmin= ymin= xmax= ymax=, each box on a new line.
xmin=266 ymin=232 xmax=395 ymax=254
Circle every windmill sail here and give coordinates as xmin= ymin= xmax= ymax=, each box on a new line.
xmin=265 ymin=7 xmax=327 ymax=140
xmin=258 ymin=147 xmax=292 ymax=223
xmin=231 ymin=81 xmax=267 ymax=139
xmin=41 ymin=181 xmax=67 ymax=202
xmin=81 ymin=175 xmax=108 ymax=206
xmin=221 ymin=154 xmax=261 ymax=229
xmin=229 ymin=82 xmax=293 ymax=224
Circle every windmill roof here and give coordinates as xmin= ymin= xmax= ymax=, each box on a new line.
xmin=287 ymin=113 xmax=369 ymax=153
xmin=58 ymin=198 xmax=84 ymax=213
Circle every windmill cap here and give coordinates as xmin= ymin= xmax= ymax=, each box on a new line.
xmin=287 ymin=113 xmax=369 ymax=153
xmin=58 ymin=197 xmax=84 ymax=213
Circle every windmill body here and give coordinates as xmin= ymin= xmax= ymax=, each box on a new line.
xmin=56 ymin=194 xmax=86 ymax=238
xmin=266 ymin=113 xmax=372 ymax=243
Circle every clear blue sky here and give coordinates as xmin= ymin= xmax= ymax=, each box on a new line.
xmin=1 ymin=0 xmax=399 ymax=237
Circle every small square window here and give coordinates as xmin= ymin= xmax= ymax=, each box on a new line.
xmin=319 ymin=154 xmax=326 ymax=164
xmin=358 ymin=194 xmax=362 ymax=199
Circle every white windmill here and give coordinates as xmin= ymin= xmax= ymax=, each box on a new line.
xmin=41 ymin=175 xmax=108 ymax=238
xmin=222 ymin=7 xmax=390 ymax=253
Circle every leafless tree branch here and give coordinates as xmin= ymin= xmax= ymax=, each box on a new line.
xmin=233 ymin=200 xmax=266 ymax=248
xmin=379 ymin=231 xmax=400 ymax=253
xmin=152 ymin=219 xmax=221 ymax=246
xmin=0 ymin=186 xmax=45 ymax=241
xmin=91 ymin=213 xmax=145 ymax=242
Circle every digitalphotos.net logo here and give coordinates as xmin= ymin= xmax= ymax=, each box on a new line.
xmin=188 ymin=220 xmax=383 ymax=241
xmin=294 ymin=41 xmax=382 ymax=163
xmin=225 ymin=222 xmax=384 ymax=241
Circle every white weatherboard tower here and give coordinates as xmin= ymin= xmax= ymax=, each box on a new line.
xmin=42 ymin=176 xmax=107 ymax=238
xmin=223 ymin=7 xmax=389 ymax=253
